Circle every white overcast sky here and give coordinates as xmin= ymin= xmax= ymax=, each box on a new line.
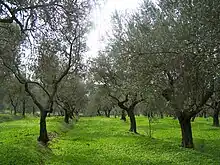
xmin=86 ymin=0 xmax=141 ymax=58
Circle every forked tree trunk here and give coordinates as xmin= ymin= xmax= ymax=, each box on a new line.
xmin=128 ymin=109 xmax=137 ymax=133
xmin=178 ymin=116 xmax=194 ymax=148
xmin=120 ymin=109 xmax=126 ymax=121
xmin=213 ymin=109 xmax=219 ymax=127
xmin=38 ymin=111 xmax=49 ymax=144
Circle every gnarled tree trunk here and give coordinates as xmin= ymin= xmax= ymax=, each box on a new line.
xmin=178 ymin=115 xmax=193 ymax=148
xmin=128 ymin=109 xmax=137 ymax=133
xmin=38 ymin=111 xmax=49 ymax=144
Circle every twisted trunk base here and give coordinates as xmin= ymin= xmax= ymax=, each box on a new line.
xmin=178 ymin=116 xmax=194 ymax=148
xmin=38 ymin=111 xmax=49 ymax=144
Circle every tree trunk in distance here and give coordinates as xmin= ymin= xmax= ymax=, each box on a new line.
xmin=107 ymin=110 xmax=111 ymax=117
xmin=38 ymin=111 xmax=49 ymax=144
xmin=178 ymin=115 xmax=194 ymax=148
xmin=104 ymin=110 xmax=108 ymax=117
xmin=160 ymin=111 xmax=164 ymax=119
xmin=32 ymin=106 xmax=35 ymax=115
xmin=13 ymin=106 xmax=17 ymax=116
xmin=22 ymin=99 xmax=26 ymax=117
xmin=120 ymin=109 xmax=126 ymax=121
xmin=97 ymin=110 xmax=101 ymax=116
xmin=203 ymin=111 xmax=207 ymax=118
xmin=64 ymin=109 xmax=69 ymax=124
xmin=213 ymin=109 xmax=219 ymax=127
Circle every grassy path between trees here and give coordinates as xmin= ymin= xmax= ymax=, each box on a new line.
xmin=0 ymin=115 xmax=220 ymax=164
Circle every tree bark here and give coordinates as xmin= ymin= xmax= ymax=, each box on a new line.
xmin=38 ymin=111 xmax=49 ymax=144
xmin=213 ymin=109 xmax=219 ymax=127
xmin=178 ymin=116 xmax=194 ymax=148
xmin=120 ymin=109 xmax=126 ymax=121
xmin=128 ymin=109 xmax=137 ymax=133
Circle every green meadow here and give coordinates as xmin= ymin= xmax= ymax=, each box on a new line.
xmin=0 ymin=115 xmax=220 ymax=165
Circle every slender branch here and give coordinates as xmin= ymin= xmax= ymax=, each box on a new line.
xmin=26 ymin=81 xmax=50 ymax=98
xmin=108 ymin=93 xmax=119 ymax=102
xmin=55 ymin=98 xmax=67 ymax=111
xmin=15 ymin=3 xmax=58 ymax=12
xmin=2 ymin=58 xmax=51 ymax=98
xmin=191 ymin=79 xmax=214 ymax=117
xmin=130 ymin=98 xmax=145 ymax=109
xmin=24 ymin=82 xmax=44 ymax=111
xmin=0 ymin=0 xmax=24 ymax=31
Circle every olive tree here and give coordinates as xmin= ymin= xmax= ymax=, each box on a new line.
xmin=0 ymin=0 xmax=93 ymax=144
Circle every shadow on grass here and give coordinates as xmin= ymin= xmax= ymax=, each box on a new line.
xmin=134 ymin=137 xmax=220 ymax=164
xmin=0 ymin=143 xmax=55 ymax=165
xmin=0 ymin=114 xmax=23 ymax=123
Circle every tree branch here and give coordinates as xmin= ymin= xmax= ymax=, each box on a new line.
xmin=109 ymin=93 xmax=129 ymax=111
xmin=24 ymin=82 xmax=44 ymax=111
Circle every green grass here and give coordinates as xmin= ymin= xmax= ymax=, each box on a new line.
xmin=0 ymin=115 xmax=66 ymax=165
xmin=0 ymin=116 xmax=220 ymax=164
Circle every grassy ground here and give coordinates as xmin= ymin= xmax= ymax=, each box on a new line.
xmin=0 ymin=115 xmax=220 ymax=164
